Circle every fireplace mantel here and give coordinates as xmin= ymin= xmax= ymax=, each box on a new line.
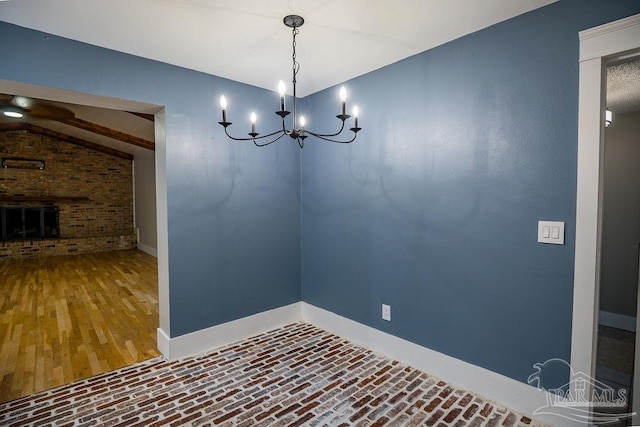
xmin=0 ymin=196 xmax=90 ymax=205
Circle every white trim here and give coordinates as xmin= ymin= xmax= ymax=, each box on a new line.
xmin=157 ymin=327 xmax=170 ymax=357
xmin=157 ymin=302 xmax=302 ymax=360
xmin=155 ymin=109 xmax=170 ymax=337
xmin=136 ymin=242 xmax=158 ymax=258
xmin=301 ymin=303 xmax=574 ymax=426
xmin=132 ymin=160 xmax=136 ymax=231
xmin=572 ymin=54 xmax=604 ymax=384
xmin=156 ymin=301 xmax=583 ymax=424
xmin=579 ymin=14 xmax=640 ymax=62
xmin=573 ymin=13 xmax=640 ymax=424
xmin=635 ymin=260 xmax=640 ymax=420
xmin=599 ymin=310 xmax=636 ymax=332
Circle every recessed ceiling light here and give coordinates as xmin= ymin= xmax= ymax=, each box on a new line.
xmin=3 ymin=110 xmax=24 ymax=118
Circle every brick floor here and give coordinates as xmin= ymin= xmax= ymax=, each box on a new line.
xmin=0 ymin=323 xmax=546 ymax=426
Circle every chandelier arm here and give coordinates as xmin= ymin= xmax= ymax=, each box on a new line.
xmin=281 ymin=117 xmax=292 ymax=135
xmin=304 ymin=130 xmax=358 ymax=144
xmin=253 ymin=132 xmax=288 ymax=147
xmin=223 ymin=126 xmax=285 ymax=142
xmin=306 ymin=120 xmax=347 ymax=138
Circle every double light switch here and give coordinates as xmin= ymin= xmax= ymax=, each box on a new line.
xmin=537 ymin=221 xmax=565 ymax=245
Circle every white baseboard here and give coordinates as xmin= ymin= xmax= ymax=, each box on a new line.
xmin=156 ymin=301 xmax=577 ymax=425
xmin=599 ymin=310 xmax=636 ymax=332
xmin=301 ymin=303 xmax=576 ymax=427
xmin=157 ymin=327 xmax=170 ymax=356
xmin=157 ymin=302 xmax=302 ymax=360
xmin=137 ymin=242 xmax=158 ymax=258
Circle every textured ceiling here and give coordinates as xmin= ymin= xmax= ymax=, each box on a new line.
xmin=607 ymin=58 xmax=640 ymax=114
xmin=0 ymin=0 xmax=556 ymax=97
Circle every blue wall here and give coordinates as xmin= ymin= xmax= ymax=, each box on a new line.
xmin=301 ymin=0 xmax=640 ymax=385
xmin=2 ymin=0 xmax=640 ymax=388
xmin=0 ymin=22 xmax=302 ymax=337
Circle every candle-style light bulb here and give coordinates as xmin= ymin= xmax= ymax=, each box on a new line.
xmin=352 ymin=105 xmax=359 ymax=128
xmin=220 ymin=95 xmax=228 ymax=122
xmin=299 ymin=115 xmax=306 ymax=129
xmin=250 ymin=112 xmax=257 ymax=134
xmin=339 ymin=86 xmax=347 ymax=115
xmin=278 ymin=80 xmax=286 ymax=112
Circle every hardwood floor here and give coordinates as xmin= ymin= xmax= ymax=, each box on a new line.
xmin=0 ymin=249 xmax=159 ymax=403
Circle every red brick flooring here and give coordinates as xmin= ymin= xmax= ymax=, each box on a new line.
xmin=0 ymin=323 xmax=545 ymax=426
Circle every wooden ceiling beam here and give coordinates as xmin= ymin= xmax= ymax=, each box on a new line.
xmin=22 ymin=124 xmax=134 ymax=161
xmin=61 ymin=117 xmax=155 ymax=151
xmin=0 ymin=122 xmax=26 ymax=132
xmin=127 ymin=111 xmax=155 ymax=122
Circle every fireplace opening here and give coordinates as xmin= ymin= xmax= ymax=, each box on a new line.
xmin=1 ymin=206 xmax=59 ymax=241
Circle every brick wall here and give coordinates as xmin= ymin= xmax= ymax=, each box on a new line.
xmin=0 ymin=235 xmax=137 ymax=259
xmin=0 ymin=130 xmax=135 ymax=259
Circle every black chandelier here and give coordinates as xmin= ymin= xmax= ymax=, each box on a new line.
xmin=218 ymin=15 xmax=362 ymax=149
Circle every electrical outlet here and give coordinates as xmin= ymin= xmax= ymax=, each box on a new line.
xmin=382 ymin=304 xmax=391 ymax=321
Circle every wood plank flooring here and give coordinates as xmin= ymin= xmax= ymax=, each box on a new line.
xmin=0 ymin=249 xmax=159 ymax=403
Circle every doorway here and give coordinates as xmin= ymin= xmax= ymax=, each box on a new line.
xmin=573 ymin=12 xmax=640 ymax=424
xmin=0 ymin=79 xmax=168 ymax=402
xmin=595 ymin=57 xmax=640 ymax=421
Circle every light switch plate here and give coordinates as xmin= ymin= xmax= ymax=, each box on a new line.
xmin=538 ymin=221 xmax=565 ymax=245
xmin=382 ymin=304 xmax=391 ymax=321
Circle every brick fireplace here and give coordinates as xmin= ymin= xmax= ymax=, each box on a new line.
xmin=0 ymin=130 xmax=136 ymax=260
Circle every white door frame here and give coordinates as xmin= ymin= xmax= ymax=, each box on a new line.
xmin=572 ymin=11 xmax=640 ymax=410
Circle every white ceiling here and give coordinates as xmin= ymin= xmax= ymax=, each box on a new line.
xmin=607 ymin=58 xmax=640 ymax=114
xmin=2 ymin=0 xmax=639 ymax=156
xmin=0 ymin=0 xmax=557 ymax=97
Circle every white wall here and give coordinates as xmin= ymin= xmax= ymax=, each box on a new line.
xmin=599 ymin=111 xmax=640 ymax=320
xmin=134 ymin=149 xmax=157 ymax=257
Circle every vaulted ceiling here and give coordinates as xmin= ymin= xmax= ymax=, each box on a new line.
xmin=0 ymin=93 xmax=155 ymax=159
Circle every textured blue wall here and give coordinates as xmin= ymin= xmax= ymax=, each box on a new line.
xmin=3 ymin=0 xmax=640 ymax=387
xmin=301 ymin=0 xmax=640 ymax=384
xmin=0 ymin=22 xmax=302 ymax=337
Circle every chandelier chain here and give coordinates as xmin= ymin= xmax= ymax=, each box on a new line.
xmin=291 ymin=26 xmax=300 ymax=135
xmin=292 ymin=27 xmax=300 ymax=84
